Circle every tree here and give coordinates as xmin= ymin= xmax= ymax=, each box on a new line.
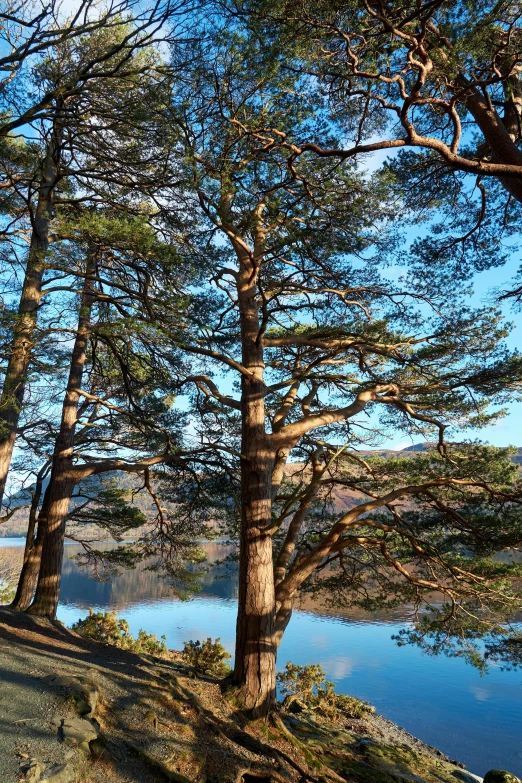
xmin=3 ymin=3 xmax=521 ymax=722
xmin=13 ymin=211 xmax=196 ymax=617
xmin=227 ymin=0 xmax=522 ymax=296
xmin=158 ymin=24 xmax=522 ymax=715
xmin=0 ymin=12 xmax=181 ymax=507
xmin=0 ymin=0 xmax=180 ymax=137
xmin=237 ymin=1 xmax=522 ymax=190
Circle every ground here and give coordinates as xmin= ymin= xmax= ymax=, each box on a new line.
xmin=0 ymin=607 xmax=491 ymax=783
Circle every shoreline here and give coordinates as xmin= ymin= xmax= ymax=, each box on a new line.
xmin=1 ymin=607 xmax=511 ymax=783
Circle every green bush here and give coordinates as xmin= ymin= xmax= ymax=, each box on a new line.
xmin=182 ymin=637 xmax=231 ymax=676
xmin=0 ymin=551 xmax=18 ymax=604
xmin=0 ymin=581 xmax=14 ymax=604
xmin=277 ymin=662 xmax=374 ymax=720
xmin=72 ymin=609 xmax=168 ymax=657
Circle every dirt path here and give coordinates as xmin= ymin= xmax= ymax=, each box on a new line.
xmin=0 ymin=608 xmax=168 ymax=781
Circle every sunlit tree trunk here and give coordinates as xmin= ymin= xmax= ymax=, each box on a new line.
xmin=11 ymin=483 xmax=51 ymax=610
xmin=233 ymin=248 xmax=277 ymax=716
xmin=0 ymin=124 xmax=61 ymax=508
xmin=459 ymin=77 xmax=522 ymax=203
xmin=28 ymin=254 xmax=96 ymax=618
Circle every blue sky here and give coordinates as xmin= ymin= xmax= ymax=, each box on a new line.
xmin=388 ymin=250 xmax=522 ymax=451
xmin=175 ymin=245 xmax=522 ymax=454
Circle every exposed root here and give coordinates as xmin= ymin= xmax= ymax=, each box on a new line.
xmin=121 ymin=737 xmax=194 ymax=783
xmin=270 ymin=713 xmax=346 ymax=783
xmin=168 ymin=675 xmax=319 ymax=782
xmin=237 ymin=770 xmax=287 ymax=783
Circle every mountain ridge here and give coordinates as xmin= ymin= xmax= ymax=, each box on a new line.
xmin=2 ymin=443 xmax=521 ymax=537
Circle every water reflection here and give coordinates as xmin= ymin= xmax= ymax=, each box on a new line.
xmin=60 ymin=541 xmax=415 ymax=622
xmin=0 ymin=538 xmax=521 ymax=777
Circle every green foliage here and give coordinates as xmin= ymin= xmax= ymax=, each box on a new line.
xmin=0 ymin=550 xmax=17 ymax=604
xmin=2 ymin=0 xmax=522 ymax=686
xmin=393 ymin=606 xmax=522 ymax=675
xmin=69 ymin=480 xmax=148 ymax=540
xmin=0 ymin=582 xmax=14 ymax=604
xmin=182 ymin=637 xmax=231 ymax=676
xmin=72 ymin=609 xmax=168 ymax=657
xmin=277 ymin=663 xmax=374 ymax=720
xmin=293 ymin=443 xmax=522 ymax=660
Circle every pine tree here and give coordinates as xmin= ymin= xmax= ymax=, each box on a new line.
xmin=156 ymin=23 xmax=522 ymax=714
xmin=228 ymin=1 xmax=522 ymax=297
xmin=0 ymin=15 xmax=179 ymax=507
xmin=16 ymin=212 xmax=192 ymax=616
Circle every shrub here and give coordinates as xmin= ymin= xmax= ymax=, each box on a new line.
xmin=277 ymin=662 xmax=374 ymax=720
xmin=182 ymin=637 xmax=231 ymax=676
xmin=0 ymin=550 xmax=19 ymax=604
xmin=0 ymin=580 xmax=14 ymax=604
xmin=72 ymin=609 xmax=168 ymax=657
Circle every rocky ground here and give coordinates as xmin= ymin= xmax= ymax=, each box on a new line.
xmin=0 ymin=607 xmax=517 ymax=783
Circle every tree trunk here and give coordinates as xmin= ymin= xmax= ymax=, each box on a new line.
xmin=26 ymin=470 xmax=78 ymax=618
xmin=274 ymin=597 xmax=293 ymax=649
xmin=28 ymin=254 xmax=96 ymax=618
xmin=0 ymin=128 xmax=61 ymax=508
xmin=234 ymin=493 xmax=277 ymax=715
xmin=11 ymin=481 xmax=50 ymax=610
xmin=458 ymin=79 xmax=522 ymax=203
xmin=232 ymin=248 xmax=277 ymax=716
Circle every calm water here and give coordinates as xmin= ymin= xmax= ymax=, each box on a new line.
xmin=1 ymin=538 xmax=521 ymax=776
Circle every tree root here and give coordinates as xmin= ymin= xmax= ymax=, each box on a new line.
xmin=270 ymin=713 xmax=346 ymax=783
xmin=162 ymin=673 xmax=347 ymax=783
xmin=121 ymin=737 xmax=194 ymax=783
xmin=235 ymin=769 xmax=288 ymax=783
xmin=168 ymin=675 xmax=319 ymax=782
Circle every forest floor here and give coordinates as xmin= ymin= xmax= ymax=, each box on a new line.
xmin=0 ymin=607 xmax=484 ymax=783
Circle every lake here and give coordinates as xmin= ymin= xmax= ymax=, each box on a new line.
xmin=1 ymin=537 xmax=521 ymax=777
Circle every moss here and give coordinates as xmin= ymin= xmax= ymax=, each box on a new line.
xmin=258 ymin=722 xmax=279 ymax=743
xmin=484 ymin=773 xmax=521 ymax=783
xmin=338 ymin=758 xmax=403 ymax=783
xmin=357 ymin=739 xmax=467 ymax=783
xmin=277 ymin=713 xmax=468 ymax=783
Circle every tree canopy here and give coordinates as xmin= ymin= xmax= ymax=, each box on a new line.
xmin=0 ymin=0 xmax=522 ymax=717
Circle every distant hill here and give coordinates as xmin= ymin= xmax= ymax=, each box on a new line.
xmin=0 ymin=471 xmax=162 ymax=539
xmin=358 ymin=442 xmax=522 ymax=463
xmin=2 ymin=444 xmax=521 ymax=538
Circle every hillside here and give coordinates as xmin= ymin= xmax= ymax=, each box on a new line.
xmin=2 ymin=443 xmax=521 ymax=539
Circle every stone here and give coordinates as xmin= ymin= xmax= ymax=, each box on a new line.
xmin=70 ymin=682 xmax=98 ymax=718
xmin=41 ymin=763 xmax=76 ymax=783
xmin=20 ymin=758 xmax=44 ymax=782
xmin=44 ymin=675 xmax=79 ymax=688
xmin=72 ymin=698 xmax=90 ymax=717
xmin=60 ymin=716 xmax=98 ymax=748
xmin=484 ymin=773 xmax=520 ymax=783
xmin=43 ymin=673 xmax=100 ymax=718
xmin=453 ymin=771 xmax=484 ymax=783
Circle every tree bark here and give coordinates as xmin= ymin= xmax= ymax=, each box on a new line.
xmin=459 ymin=78 xmax=522 ymax=203
xmin=28 ymin=254 xmax=96 ymax=618
xmin=232 ymin=247 xmax=277 ymax=717
xmin=11 ymin=482 xmax=51 ymax=610
xmin=274 ymin=596 xmax=293 ymax=649
xmin=0 ymin=124 xmax=62 ymax=508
